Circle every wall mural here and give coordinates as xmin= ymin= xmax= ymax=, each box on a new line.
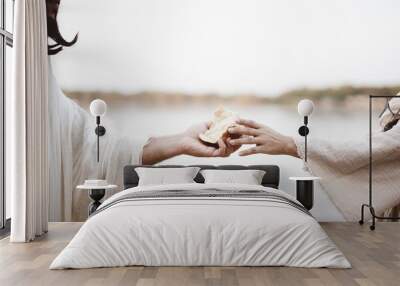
xmin=48 ymin=0 xmax=400 ymax=222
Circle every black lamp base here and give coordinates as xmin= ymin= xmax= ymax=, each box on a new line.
xmin=95 ymin=126 xmax=106 ymax=136
xmin=298 ymin=126 xmax=309 ymax=136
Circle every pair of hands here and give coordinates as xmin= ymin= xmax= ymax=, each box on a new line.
xmin=181 ymin=119 xmax=299 ymax=158
xmin=142 ymin=118 xmax=299 ymax=165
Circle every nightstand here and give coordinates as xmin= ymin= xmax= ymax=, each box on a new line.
xmin=76 ymin=184 xmax=118 ymax=215
xmin=289 ymin=177 xmax=320 ymax=210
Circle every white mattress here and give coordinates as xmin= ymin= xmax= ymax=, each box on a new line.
xmin=50 ymin=183 xmax=350 ymax=269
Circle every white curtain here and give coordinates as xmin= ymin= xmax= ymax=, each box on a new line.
xmin=10 ymin=0 xmax=49 ymax=242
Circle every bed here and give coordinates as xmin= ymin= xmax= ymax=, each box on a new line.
xmin=50 ymin=165 xmax=350 ymax=269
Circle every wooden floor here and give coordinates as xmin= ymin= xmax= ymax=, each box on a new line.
xmin=0 ymin=222 xmax=399 ymax=286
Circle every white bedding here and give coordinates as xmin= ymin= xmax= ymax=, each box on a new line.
xmin=50 ymin=183 xmax=350 ymax=269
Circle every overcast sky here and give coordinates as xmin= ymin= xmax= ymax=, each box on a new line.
xmin=52 ymin=0 xmax=400 ymax=96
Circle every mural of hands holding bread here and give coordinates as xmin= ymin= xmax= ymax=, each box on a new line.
xmin=142 ymin=106 xmax=300 ymax=165
xmin=142 ymin=107 xmax=240 ymax=165
xmin=198 ymin=107 xmax=299 ymax=159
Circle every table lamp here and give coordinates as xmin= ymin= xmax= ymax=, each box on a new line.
xmin=90 ymin=99 xmax=107 ymax=162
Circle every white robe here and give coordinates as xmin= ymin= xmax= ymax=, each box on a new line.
xmin=48 ymin=61 xmax=145 ymax=222
xmin=295 ymin=123 xmax=400 ymax=221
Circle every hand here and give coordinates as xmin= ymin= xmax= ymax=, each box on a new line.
xmin=227 ymin=118 xmax=299 ymax=157
xmin=142 ymin=122 xmax=239 ymax=165
xmin=180 ymin=122 xmax=239 ymax=157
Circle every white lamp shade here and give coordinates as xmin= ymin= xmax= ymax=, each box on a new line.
xmin=297 ymin=99 xmax=314 ymax=116
xmin=90 ymin=99 xmax=107 ymax=117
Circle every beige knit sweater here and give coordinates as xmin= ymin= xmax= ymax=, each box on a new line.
xmin=295 ymin=123 xmax=400 ymax=221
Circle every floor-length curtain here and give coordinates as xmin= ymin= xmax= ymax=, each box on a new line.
xmin=10 ymin=0 xmax=49 ymax=242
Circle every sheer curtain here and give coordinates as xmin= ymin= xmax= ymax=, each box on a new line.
xmin=9 ymin=0 xmax=49 ymax=242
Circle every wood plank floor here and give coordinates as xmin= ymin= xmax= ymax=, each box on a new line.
xmin=0 ymin=222 xmax=399 ymax=286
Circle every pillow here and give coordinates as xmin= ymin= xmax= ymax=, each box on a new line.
xmin=200 ymin=169 xmax=266 ymax=185
xmin=135 ymin=167 xmax=201 ymax=186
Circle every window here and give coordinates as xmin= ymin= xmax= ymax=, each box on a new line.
xmin=0 ymin=0 xmax=13 ymax=233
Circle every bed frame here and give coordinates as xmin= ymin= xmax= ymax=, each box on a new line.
xmin=123 ymin=165 xmax=280 ymax=189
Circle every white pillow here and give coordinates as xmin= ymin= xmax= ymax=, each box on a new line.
xmin=136 ymin=167 xmax=201 ymax=186
xmin=200 ymin=169 xmax=266 ymax=185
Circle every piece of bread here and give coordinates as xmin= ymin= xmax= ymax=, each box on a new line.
xmin=199 ymin=107 xmax=238 ymax=144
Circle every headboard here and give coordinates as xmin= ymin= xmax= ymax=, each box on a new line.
xmin=123 ymin=165 xmax=280 ymax=189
